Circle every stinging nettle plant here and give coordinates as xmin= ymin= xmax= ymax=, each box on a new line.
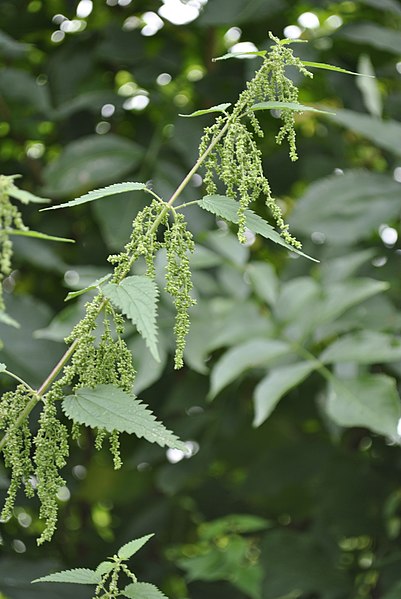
xmin=0 ymin=33 xmax=361 ymax=546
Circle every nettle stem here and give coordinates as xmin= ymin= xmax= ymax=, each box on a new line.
xmin=0 ymin=115 xmax=231 ymax=452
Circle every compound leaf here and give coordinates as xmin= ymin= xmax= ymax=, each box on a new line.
xmin=118 ymin=534 xmax=154 ymax=559
xmin=62 ymin=384 xmax=186 ymax=451
xmin=198 ymin=195 xmax=317 ymax=262
xmin=32 ymin=568 xmax=100 ymax=585
xmin=42 ymin=182 xmax=147 ymax=211
xmin=122 ymin=582 xmax=169 ymax=599
xmin=103 ymin=275 xmax=160 ymax=361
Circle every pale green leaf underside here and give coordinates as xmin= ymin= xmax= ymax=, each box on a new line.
xmin=213 ymin=50 xmax=266 ymax=61
xmin=122 ymin=582 xmax=169 ymax=599
xmin=252 ymin=101 xmax=335 ymax=115
xmin=103 ymin=275 xmax=160 ymax=362
xmin=118 ymin=534 xmax=154 ymax=559
xmin=32 ymin=568 xmax=100 ymax=585
xmin=301 ymin=60 xmax=373 ymax=77
xmin=209 ymin=338 xmax=291 ymax=400
xmin=95 ymin=561 xmax=114 ymax=576
xmin=8 ymin=185 xmax=51 ymax=204
xmin=253 ymin=361 xmax=317 ymax=427
xmin=320 ymin=331 xmax=401 ymax=364
xmin=62 ymin=384 xmax=186 ymax=451
xmin=179 ymin=103 xmax=231 ymax=117
xmin=0 ymin=311 xmax=20 ymax=328
xmin=41 ymin=181 xmax=147 ymax=211
xmin=198 ymin=195 xmax=318 ymax=262
xmin=65 ymin=273 xmax=112 ymax=302
xmin=4 ymin=229 xmax=74 ymax=243
xmin=326 ymin=374 xmax=401 ymax=440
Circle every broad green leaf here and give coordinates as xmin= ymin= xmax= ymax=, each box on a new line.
xmin=41 ymin=182 xmax=147 ymax=211
xmin=103 ymin=275 xmax=160 ymax=362
xmin=252 ymin=101 xmax=334 ymax=115
xmin=253 ymin=361 xmax=317 ymax=427
xmin=301 ymin=61 xmax=371 ymax=77
xmin=200 ymin=514 xmax=270 ymax=539
xmin=62 ymin=384 xmax=186 ymax=451
xmin=95 ymin=561 xmax=114 ymax=576
xmin=319 ymin=279 xmax=389 ymax=324
xmin=118 ymin=534 xmax=154 ymax=559
xmin=32 ymin=568 xmax=100 ymax=585
xmin=8 ymin=185 xmax=51 ymax=204
xmin=246 ymin=262 xmax=279 ymax=306
xmin=326 ymin=110 xmax=401 ymax=158
xmin=129 ymin=335 xmax=168 ymax=395
xmin=0 ymin=67 xmax=50 ymax=113
xmin=320 ymin=331 xmax=401 ymax=365
xmin=339 ymin=23 xmax=401 ymax=55
xmin=122 ymin=582 xmax=168 ymax=599
xmin=65 ymin=274 xmax=112 ymax=302
xmin=289 ymin=170 xmax=401 ymax=244
xmin=198 ymin=195 xmax=318 ymax=262
xmin=209 ymin=338 xmax=291 ymax=399
xmin=5 ymin=229 xmax=74 ymax=243
xmin=179 ymin=103 xmax=231 ymax=117
xmin=42 ymin=135 xmax=143 ymax=197
xmin=326 ymin=374 xmax=401 ymax=440
xmin=357 ymin=54 xmax=382 ymax=118
xmin=0 ymin=311 xmax=20 ymax=328
xmin=213 ymin=51 xmax=266 ymax=61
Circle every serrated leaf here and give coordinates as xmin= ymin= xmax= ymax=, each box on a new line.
xmin=252 ymin=101 xmax=334 ymax=115
xmin=122 ymin=582 xmax=169 ymax=599
xmin=0 ymin=363 xmax=6 ymax=372
xmin=4 ymin=229 xmax=74 ymax=243
xmin=103 ymin=275 xmax=160 ymax=362
xmin=62 ymin=384 xmax=186 ymax=451
xmin=65 ymin=274 xmax=112 ymax=302
xmin=96 ymin=561 xmax=114 ymax=576
xmin=8 ymin=185 xmax=51 ymax=204
xmin=253 ymin=361 xmax=317 ymax=427
xmin=326 ymin=374 xmax=401 ymax=440
xmin=32 ymin=568 xmax=100 ymax=585
xmin=41 ymin=182 xmax=147 ymax=211
xmin=198 ymin=195 xmax=318 ymax=262
xmin=301 ymin=61 xmax=373 ymax=77
xmin=0 ymin=311 xmax=20 ymax=328
xmin=209 ymin=339 xmax=291 ymax=400
xmin=179 ymin=103 xmax=231 ymax=117
xmin=118 ymin=534 xmax=154 ymax=559
xmin=213 ymin=51 xmax=266 ymax=61
xmin=320 ymin=331 xmax=401 ymax=365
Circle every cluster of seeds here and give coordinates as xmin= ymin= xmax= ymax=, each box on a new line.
xmin=199 ymin=34 xmax=312 ymax=246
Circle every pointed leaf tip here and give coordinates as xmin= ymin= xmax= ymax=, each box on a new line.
xmin=118 ymin=534 xmax=154 ymax=559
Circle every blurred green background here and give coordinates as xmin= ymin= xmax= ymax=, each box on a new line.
xmin=1 ymin=0 xmax=401 ymax=597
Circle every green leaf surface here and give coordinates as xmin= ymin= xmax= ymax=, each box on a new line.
xmin=32 ymin=568 xmax=100 ymax=585
xmin=8 ymin=185 xmax=51 ymax=204
xmin=326 ymin=374 xmax=401 ymax=440
xmin=198 ymin=195 xmax=318 ymax=262
xmin=103 ymin=275 xmax=160 ymax=362
xmin=320 ymin=331 xmax=401 ymax=365
xmin=62 ymin=384 xmax=186 ymax=451
xmin=252 ymin=101 xmax=334 ymax=114
xmin=42 ymin=135 xmax=143 ymax=197
xmin=95 ymin=561 xmax=114 ymax=576
xmin=289 ymin=170 xmax=401 ymax=244
xmin=301 ymin=61 xmax=370 ymax=77
xmin=65 ymin=274 xmax=112 ymax=302
xmin=5 ymin=229 xmax=74 ymax=243
xmin=357 ymin=54 xmax=382 ymax=117
xmin=179 ymin=103 xmax=231 ymax=117
xmin=339 ymin=23 xmax=401 ymax=55
xmin=213 ymin=51 xmax=266 ymax=61
xmin=0 ymin=29 xmax=30 ymax=57
xmin=246 ymin=262 xmax=279 ymax=306
xmin=253 ymin=361 xmax=317 ymax=427
xmin=41 ymin=182 xmax=147 ymax=211
xmin=0 ymin=311 xmax=20 ymax=328
xmin=319 ymin=279 xmax=389 ymax=324
xmin=209 ymin=338 xmax=291 ymax=399
xmin=122 ymin=582 xmax=169 ymax=599
xmin=118 ymin=534 xmax=154 ymax=559
xmin=325 ymin=110 xmax=401 ymax=157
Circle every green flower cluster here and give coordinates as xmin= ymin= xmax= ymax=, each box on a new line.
xmin=199 ymin=34 xmax=312 ymax=245
xmin=0 ymin=176 xmax=28 ymax=311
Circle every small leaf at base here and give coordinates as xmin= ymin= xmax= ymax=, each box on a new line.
xmin=118 ymin=534 xmax=154 ymax=559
